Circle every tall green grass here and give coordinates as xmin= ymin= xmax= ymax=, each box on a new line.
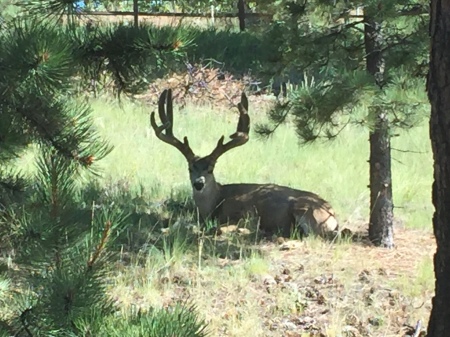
xmin=89 ymin=97 xmax=433 ymax=230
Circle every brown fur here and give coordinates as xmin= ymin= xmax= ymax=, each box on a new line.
xmin=209 ymin=183 xmax=338 ymax=237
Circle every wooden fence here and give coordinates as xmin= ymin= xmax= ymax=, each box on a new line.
xmin=78 ymin=10 xmax=273 ymax=29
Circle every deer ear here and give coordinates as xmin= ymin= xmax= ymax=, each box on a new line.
xmin=207 ymin=164 xmax=215 ymax=173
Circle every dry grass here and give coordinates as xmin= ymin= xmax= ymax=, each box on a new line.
xmin=108 ymin=228 xmax=434 ymax=337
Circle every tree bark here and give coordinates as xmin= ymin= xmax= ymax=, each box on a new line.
xmin=237 ymin=0 xmax=245 ymax=31
xmin=364 ymin=12 xmax=394 ymax=248
xmin=133 ymin=0 xmax=139 ymax=28
xmin=427 ymin=1 xmax=450 ymax=336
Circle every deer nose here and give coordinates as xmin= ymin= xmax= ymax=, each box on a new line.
xmin=193 ymin=177 xmax=205 ymax=191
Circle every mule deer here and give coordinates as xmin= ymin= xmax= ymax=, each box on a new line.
xmin=150 ymin=89 xmax=338 ymax=238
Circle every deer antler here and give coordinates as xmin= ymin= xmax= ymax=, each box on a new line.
xmin=150 ymin=89 xmax=196 ymax=161
xmin=207 ymin=92 xmax=250 ymax=161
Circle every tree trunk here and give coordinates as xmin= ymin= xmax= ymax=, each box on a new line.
xmin=133 ymin=0 xmax=139 ymax=28
xmin=237 ymin=0 xmax=246 ymax=32
xmin=427 ymin=2 xmax=450 ymax=336
xmin=364 ymin=12 xmax=394 ymax=248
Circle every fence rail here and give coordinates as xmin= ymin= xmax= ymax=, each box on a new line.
xmin=78 ymin=10 xmax=272 ymax=28
xmin=80 ymin=10 xmax=273 ymax=19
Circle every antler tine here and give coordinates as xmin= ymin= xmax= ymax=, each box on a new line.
xmin=150 ymin=89 xmax=195 ymax=161
xmin=208 ymin=92 xmax=250 ymax=161
xmin=240 ymin=92 xmax=248 ymax=112
xmin=166 ymin=88 xmax=174 ymax=136
xmin=157 ymin=89 xmax=169 ymax=127
xmin=235 ymin=93 xmax=250 ymax=136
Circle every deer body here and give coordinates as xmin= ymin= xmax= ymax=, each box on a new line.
xmin=194 ymin=181 xmax=337 ymax=237
xmin=151 ymin=89 xmax=338 ymax=238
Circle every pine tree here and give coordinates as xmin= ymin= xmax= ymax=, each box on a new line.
xmin=0 ymin=0 xmax=191 ymax=200
xmin=0 ymin=147 xmax=208 ymax=336
xmin=0 ymin=18 xmax=112 ymax=204
xmin=257 ymin=1 xmax=429 ymax=247
xmin=0 ymin=5 xmax=208 ymax=335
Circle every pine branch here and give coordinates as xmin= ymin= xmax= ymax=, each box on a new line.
xmin=391 ymin=147 xmax=427 ymax=154
xmin=255 ymin=101 xmax=291 ymax=138
xmin=310 ymin=20 xmax=365 ymax=44
xmin=398 ymin=5 xmax=428 ymax=16
xmin=87 ymin=220 xmax=112 ymax=270
xmin=381 ymin=31 xmax=420 ymax=54
xmin=0 ymin=173 xmax=27 ymax=193
xmin=19 ymin=308 xmax=34 ymax=337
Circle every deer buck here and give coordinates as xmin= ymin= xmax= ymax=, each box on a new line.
xmin=150 ymin=89 xmax=338 ymax=238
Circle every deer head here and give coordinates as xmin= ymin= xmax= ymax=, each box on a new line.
xmin=150 ymin=89 xmax=250 ymax=194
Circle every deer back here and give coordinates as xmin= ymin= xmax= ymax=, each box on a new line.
xmin=213 ymin=183 xmax=338 ymax=237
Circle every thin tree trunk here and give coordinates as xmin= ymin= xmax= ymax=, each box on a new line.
xmin=211 ymin=4 xmax=215 ymax=26
xmin=133 ymin=0 xmax=139 ymax=28
xmin=237 ymin=0 xmax=245 ymax=31
xmin=364 ymin=12 xmax=394 ymax=248
xmin=427 ymin=1 xmax=450 ymax=336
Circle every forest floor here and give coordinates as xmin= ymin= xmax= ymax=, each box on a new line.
xmin=109 ymin=226 xmax=434 ymax=337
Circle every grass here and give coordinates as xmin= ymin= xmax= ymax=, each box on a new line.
xmin=107 ymin=227 xmax=434 ymax=336
xmin=392 ymin=255 xmax=434 ymax=299
xmin=9 ymin=95 xmax=434 ymax=336
xmin=90 ymin=96 xmax=433 ymax=230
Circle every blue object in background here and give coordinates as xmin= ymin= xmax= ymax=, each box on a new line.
xmin=76 ymin=1 xmax=101 ymax=10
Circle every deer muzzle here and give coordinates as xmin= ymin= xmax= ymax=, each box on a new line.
xmin=193 ymin=176 xmax=206 ymax=191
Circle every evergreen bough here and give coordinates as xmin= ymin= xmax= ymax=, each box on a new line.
xmin=0 ymin=4 xmax=207 ymax=336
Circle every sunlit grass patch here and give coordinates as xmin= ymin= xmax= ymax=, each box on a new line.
xmin=7 ymin=95 xmax=432 ymax=230
xmin=89 ymin=96 xmax=432 ymax=231
xmin=243 ymin=254 xmax=270 ymax=276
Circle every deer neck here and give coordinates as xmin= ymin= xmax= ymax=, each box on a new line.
xmin=192 ymin=177 xmax=222 ymax=221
